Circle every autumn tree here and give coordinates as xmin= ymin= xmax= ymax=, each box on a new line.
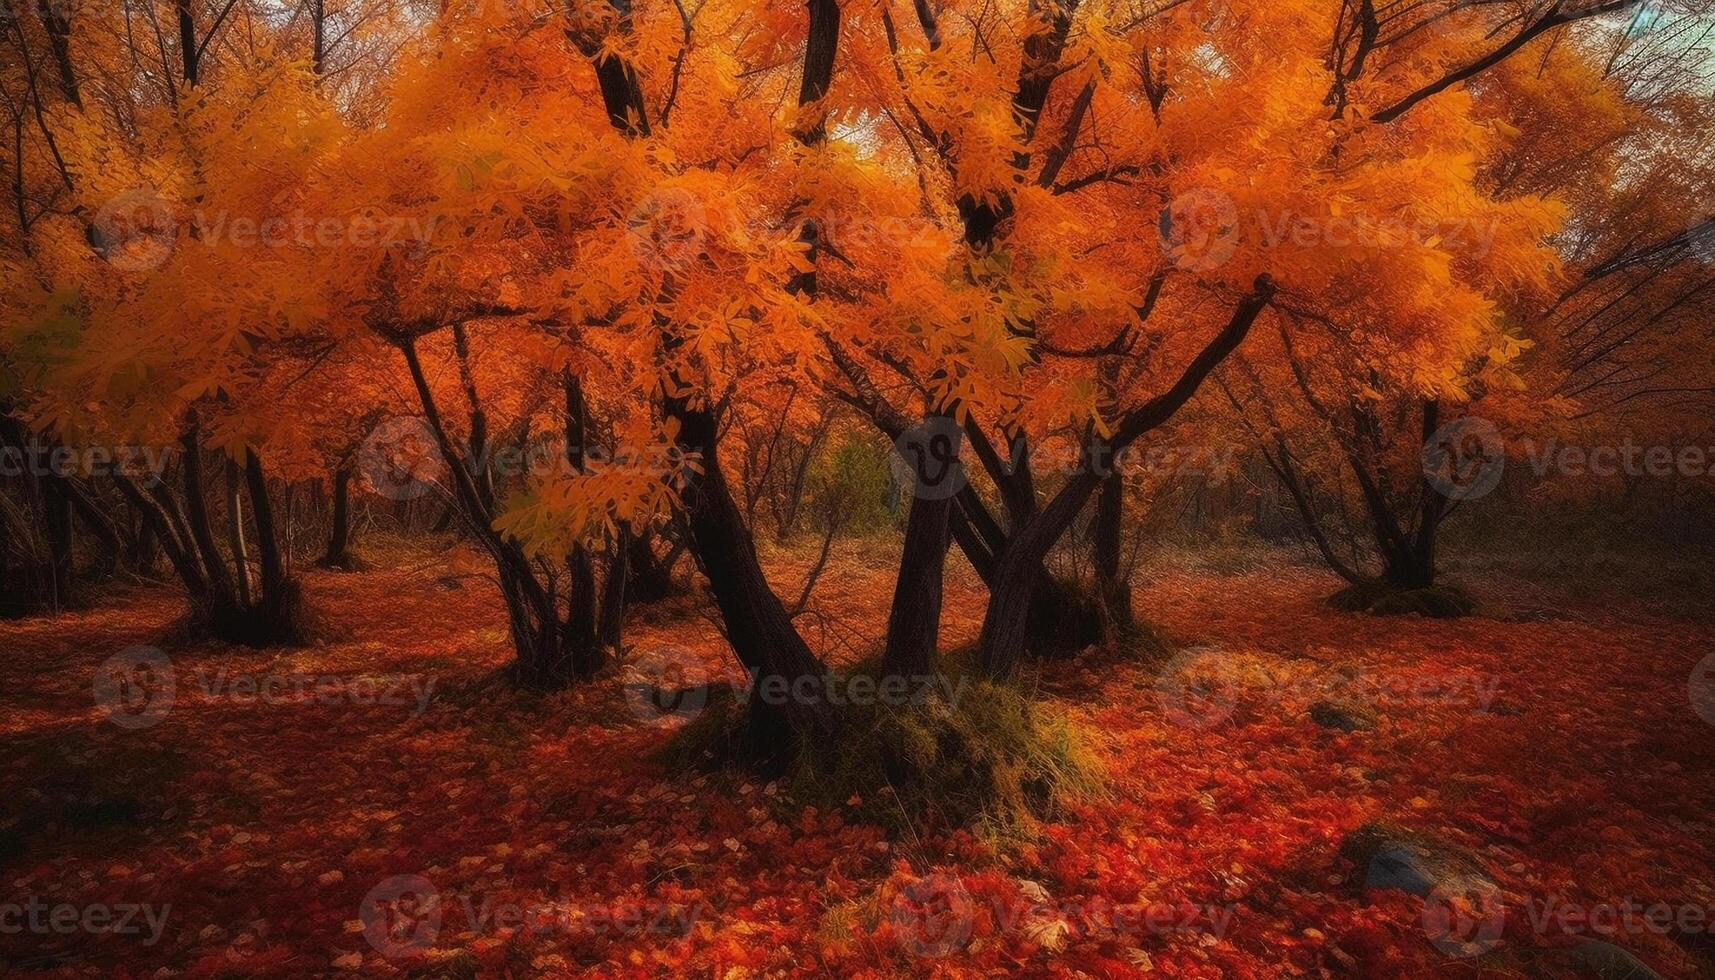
xmin=0 ymin=2 xmax=388 ymax=641
xmin=1217 ymin=0 xmax=1715 ymax=611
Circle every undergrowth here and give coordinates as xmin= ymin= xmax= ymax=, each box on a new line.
xmin=656 ymin=649 xmax=1106 ymax=840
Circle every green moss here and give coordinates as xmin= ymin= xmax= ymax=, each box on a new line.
xmin=657 ymin=651 xmax=1105 ymax=839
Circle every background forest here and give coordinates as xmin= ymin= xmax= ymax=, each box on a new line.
xmin=2 ymin=0 xmax=1714 ymax=977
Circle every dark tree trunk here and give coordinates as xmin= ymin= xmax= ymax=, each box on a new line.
xmin=626 ymin=529 xmax=675 ymax=603
xmin=580 ymin=0 xmax=837 ymax=747
xmin=64 ymin=477 xmax=121 ymax=575
xmin=310 ymin=0 xmax=327 ymax=77
xmin=982 ymin=475 xmax=1099 ymax=677
xmin=114 ymin=473 xmax=207 ymax=600
xmin=565 ymin=545 xmax=603 ymax=676
xmin=432 ymin=503 xmax=457 ymax=534
xmin=180 ymin=426 xmax=237 ymax=607
xmin=225 ymin=458 xmax=252 ymax=607
xmin=668 ymin=393 xmax=836 ymax=746
xmin=231 ymin=449 xmax=307 ymax=646
xmin=402 ymin=338 xmax=577 ymax=686
xmin=880 ymin=417 xmax=960 ymax=678
xmin=562 ymin=374 xmax=606 ymax=679
xmin=1405 ymin=398 xmax=1446 ymax=589
xmin=174 ymin=0 xmax=200 ymax=85
xmin=243 ymin=452 xmax=287 ymax=601
xmin=1092 ymin=466 xmax=1132 ymax=636
xmin=129 ymin=511 xmax=160 ymax=575
xmin=42 ymin=475 xmax=74 ymax=609
xmin=0 ymin=488 xmax=48 ymax=619
xmin=599 ymin=532 xmax=629 ymax=652
xmin=320 ymin=464 xmax=354 ymax=569
xmin=980 ymin=277 xmax=1276 ymax=677
xmin=35 ymin=1 xmax=83 ymax=107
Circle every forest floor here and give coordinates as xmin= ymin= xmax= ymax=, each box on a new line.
xmin=2 ymin=538 xmax=1713 ymax=978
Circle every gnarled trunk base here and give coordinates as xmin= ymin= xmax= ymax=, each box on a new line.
xmin=1026 ymin=575 xmax=1106 ymax=659
xmin=1327 ymin=579 xmax=1474 ymax=618
xmin=194 ymin=577 xmax=312 ymax=647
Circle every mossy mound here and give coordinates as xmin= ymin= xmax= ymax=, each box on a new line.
xmin=657 ymin=654 xmax=1105 ymax=838
xmin=1328 ymin=580 xmax=1475 ymax=618
xmin=801 ymin=678 xmax=1104 ymax=837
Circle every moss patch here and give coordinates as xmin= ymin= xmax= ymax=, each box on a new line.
xmin=657 ymin=652 xmax=1104 ymax=839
